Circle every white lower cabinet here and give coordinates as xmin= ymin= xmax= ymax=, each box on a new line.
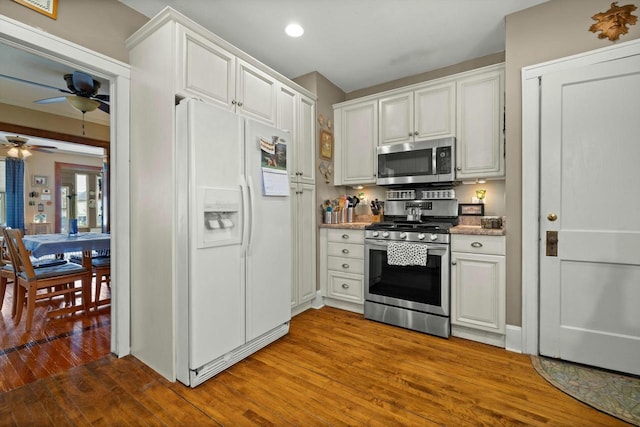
xmin=291 ymin=183 xmax=316 ymax=315
xmin=451 ymin=234 xmax=506 ymax=347
xmin=319 ymin=228 xmax=364 ymax=313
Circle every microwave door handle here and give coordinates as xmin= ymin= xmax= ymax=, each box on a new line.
xmin=432 ymin=148 xmax=437 ymax=175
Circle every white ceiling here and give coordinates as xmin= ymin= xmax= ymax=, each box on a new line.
xmin=119 ymin=0 xmax=548 ymax=92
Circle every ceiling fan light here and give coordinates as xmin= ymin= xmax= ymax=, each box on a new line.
xmin=21 ymin=148 xmax=32 ymax=158
xmin=7 ymin=147 xmax=19 ymax=157
xmin=66 ymin=96 xmax=100 ymax=113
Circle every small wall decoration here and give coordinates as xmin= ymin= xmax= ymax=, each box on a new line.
xmin=320 ymin=130 xmax=333 ymax=161
xmin=318 ymin=161 xmax=333 ymax=183
xmin=32 ymin=175 xmax=48 ymax=187
xmin=13 ymin=0 xmax=58 ymax=19
xmin=589 ymin=2 xmax=638 ymax=41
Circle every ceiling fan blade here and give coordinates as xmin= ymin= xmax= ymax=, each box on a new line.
xmin=34 ymin=96 xmax=67 ymax=104
xmin=97 ymin=101 xmax=110 ymax=114
xmin=29 ymin=144 xmax=58 ymax=149
xmin=93 ymin=94 xmax=110 ymax=102
xmin=0 ymin=73 xmax=72 ymax=94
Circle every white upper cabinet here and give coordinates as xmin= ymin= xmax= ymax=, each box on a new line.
xmin=176 ymin=24 xmax=236 ymax=110
xmin=297 ymin=94 xmax=316 ymax=184
xmin=236 ymin=59 xmax=277 ymax=125
xmin=277 ymin=85 xmax=315 ymax=184
xmin=455 ymin=67 xmax=504 ymax=179
xmin=176 ymin=25 xmax=277 ymax=126
xmin=379 ymin=82 xmax=454 ymax=146
xmin=334 ymin=100 xmax=378 ymax=185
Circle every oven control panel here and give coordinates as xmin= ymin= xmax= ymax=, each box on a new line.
xmin=366 ymin=229 xmax=449 ymax=244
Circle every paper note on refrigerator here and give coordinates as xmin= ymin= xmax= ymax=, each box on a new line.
xmin=262 ymin=168 xmax=289 ymax=196
xmin=260 ymin=135 xmax=288 ymax=196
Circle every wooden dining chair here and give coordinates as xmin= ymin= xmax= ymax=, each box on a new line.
xmin=0 ymin=226 xmax=15 ymax=312
xmin=70 ymin=252 xmax=111 ymax=307
xmin=3 ymin=228 xmax=92 ymax=331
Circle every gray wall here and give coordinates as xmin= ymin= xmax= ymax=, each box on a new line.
xmin=504 ymin=0 xmax=640 ymax=326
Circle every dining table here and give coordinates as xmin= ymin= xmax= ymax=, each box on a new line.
xmin=22 ymin=232 xmax=111 ymax=310
xmin=22 ymin=232 xmax=111 ymax=259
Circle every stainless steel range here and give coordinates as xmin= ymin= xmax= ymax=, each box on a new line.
xmin=364 ymin=191 xmax=458 ymax=338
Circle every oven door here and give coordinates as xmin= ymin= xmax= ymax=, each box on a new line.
xmin=364 ymin=239 xmax=449 ymax=316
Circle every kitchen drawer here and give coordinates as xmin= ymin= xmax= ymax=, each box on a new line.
xmin=327 ymin=256 xmax=364 ymax=275
xmin=451 ymin=235 xmax=505 ymax=256
xmin=327 ymin=242 xmax=364 ymax=260
xmin=327 ymin=229 xmax=364 ymax=245
xmin=327 ymin=271 xmax=363 ymax=302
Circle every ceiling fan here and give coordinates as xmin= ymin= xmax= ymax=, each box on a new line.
xmin=0 ymin=70 xmax=110 ymax=114
xmin=1 ymin=135 xmax=58 ymax=159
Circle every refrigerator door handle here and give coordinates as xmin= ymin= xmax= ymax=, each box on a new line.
xmin=247 ymin=176 xmax=255 ymax=250
xmin=240 ymin=177 xmax=250 ymax=254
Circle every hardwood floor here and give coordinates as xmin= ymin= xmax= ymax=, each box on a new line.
xmin=0 ymin=306 xmax=628 ymax=426
xmin=0 ymin=279 xmax=111 ymax=393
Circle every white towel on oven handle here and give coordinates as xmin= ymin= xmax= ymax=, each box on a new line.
xmin=387 ymin=241 xmax=428 ymax=266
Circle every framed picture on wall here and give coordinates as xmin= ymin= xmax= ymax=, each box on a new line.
xmin=12 ymin=0 xmax=58 ymax=19
xmin=320 ymin=130 xmax=333 ymax=161
xmin=32 ymin=175 xmax=48 ymax=187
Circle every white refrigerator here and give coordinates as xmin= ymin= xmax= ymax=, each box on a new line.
xmin=175 ymin=98 xmax=292 ymax=387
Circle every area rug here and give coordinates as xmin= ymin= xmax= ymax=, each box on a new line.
xmin=531 ymin=355 xmax=640 ymax=425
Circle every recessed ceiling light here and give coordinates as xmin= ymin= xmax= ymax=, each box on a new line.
xmin=285 ymin=23 xmax=304 ymax=38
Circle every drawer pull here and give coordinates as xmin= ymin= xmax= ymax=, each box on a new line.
xmin=341 ymin=283 xmax=350 ymax=289
xmin=342 ymin=249 xmax=350 ymax=254
xmin=451 ymin=261 xmax=457 ymax=265
xmin=471 ymin=242 xmax=483 ymax=248
xmin=342 ymin=263 xmax=350 ymax=269
xmin=342 ymin=234 xmax=349 ymax=239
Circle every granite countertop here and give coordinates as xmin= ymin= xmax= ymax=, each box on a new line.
xmin=319 ymin=222 xmax=370 ymax=230
xmin=451 ymin=215 xmax=506 ymax=236
xmin=450 ymin=225 xmax=506 ymax=236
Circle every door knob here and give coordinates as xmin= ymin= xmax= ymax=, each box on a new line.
xmin=547 ymin=213 xmax=558 ymax=221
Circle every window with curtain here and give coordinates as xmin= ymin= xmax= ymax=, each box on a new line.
xmin=5 ymin=157 xmax=24 ymax=230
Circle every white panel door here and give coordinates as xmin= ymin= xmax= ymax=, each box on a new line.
xmin=539 ymin=55 xmax=640 ymax=375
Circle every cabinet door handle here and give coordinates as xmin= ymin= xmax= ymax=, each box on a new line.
xmin=342 ymin=263 xmax=350 ymax=269
xmin=231 ymin=100 xmax=237 ymax=105
xmin=456 ymin=166 xmax=461 ymax=171
xmin=413 ymin=131 xmax=419 ymax=136
xmin=452 ymin=261 xmax=457 ymax=265
xmin=342 ymin=234 xmax=349 ymax=239
xmin=237 ymin=102 xmax=243 ymax=107
xmin=471 ymin=242 xmax=483 ymax=248
xmin=342 ymin=249 xmax=349 ymax=254
xmin=341 ymin=283 xmax=350 ymax=289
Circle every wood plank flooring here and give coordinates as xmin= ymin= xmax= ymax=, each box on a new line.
xmin=0 ymin=307 xmax=628 ymax=426
xmin=0 ymin=280 xmax=111 ymax=393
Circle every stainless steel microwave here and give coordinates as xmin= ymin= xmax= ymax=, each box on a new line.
xmin=377 ymin=137 xmax=456 ymax=185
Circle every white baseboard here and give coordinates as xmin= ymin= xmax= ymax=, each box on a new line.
xmin=311 ymin=290 xmax=325 ymax=309
xmin=505 ymin=324 xmax=522 ymax=353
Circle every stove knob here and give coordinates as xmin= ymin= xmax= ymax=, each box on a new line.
xmin=372 ymin=231 xmax=379 ymax=237
xmin=382 ymin=231 xmax=390 ymax=238
xmin=399 ymin=232 xmax=407 ymax=239
xmin=417 ymin=233 xmax=426 ymax=240
xmin=429 ymin=234 xmax=439 ymax=241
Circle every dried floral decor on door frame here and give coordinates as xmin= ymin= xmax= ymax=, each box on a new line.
xmin=589 ymin=2 xmax=637 ymax=41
